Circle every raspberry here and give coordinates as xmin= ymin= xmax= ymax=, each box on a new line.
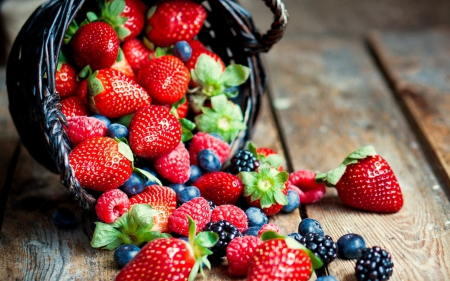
xmin=288 ymin=170 xmax=326 ymax=204
xmin=299 ymin=233 xmax=338 ymax=267
xmin=257 ymin=223 xmax=280 ymax=237
xmin=203 ymin=220 xmax=242 ymax=258
xmin=188 ymin=132 xmax=230 ymax=165
xmin=154 ymin=142 xmax=190 ymax=184
xmin=168 ymin=197 xmax=211 ymax=236
xmin=228 ymin=150 xmax=260 ymax=175
xmin=355 ymin=246 xmax=394 ymax=281
xmin=211 ymin=205 xmax=248 ymax=232
xmin=95 ymin=189 xmax=130 ymax=223
xmin=226 ymin=236 xmax=263 ymax=277
xmin=64 ymin=116 xmax=107 ymax=146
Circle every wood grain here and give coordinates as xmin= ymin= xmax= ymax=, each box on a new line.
xmin=368 ymin=29 xmax=450 ymax=191
xmin=265 ymin=38 xmax=450 ymax=280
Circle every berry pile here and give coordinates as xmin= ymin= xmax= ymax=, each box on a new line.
xmin=53 ymin=0 xmax=405 ymax=280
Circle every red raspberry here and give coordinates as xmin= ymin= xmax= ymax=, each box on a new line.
xmin=154 ymin=142 xmax=190 ymax=184
xmin=288 ymin=170 xmax=326 ymax=204
xmin=95 ymin=189 xmax=130 ymax=223
xmin=188 ymin=132 xmax=230 ymax=165
xmin=64 ymin=116 xmax=107 ymax=146
xmin=211 ymin=205 xmax=248 ymax=232
xmin=226 ymin=235 xmax=263 ymax=277
xmin=168 ymin=197 xmax=211 ymax=236
xmin=257 ymin=223 xmax=280 ymax=237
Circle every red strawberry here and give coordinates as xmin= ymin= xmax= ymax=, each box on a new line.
xmin=102 ymin=0 xmax=146 ymax=41
xmin=122 ymin=38 xmax=155 ymax=74
xmin=288 ymin=170 xmax=326 ymax=204
xmin=247 ymin=235 xmax=313 ymax=281
xmin=69 ymin=137 xmax=133 ymax=191
xmin=168 ymin=197 xmax=211 ymax=236
xmin=88 ymin=68 xmax=151 ymax=118
xmin=137 ymin=55 xmax=190 ymax=104
xmin=316 ymin=146 xmax=404 ymax=213
xmin=63 ymin=116 xmax=107 ymax=146
xmin=193 ymin=172 xmax=243 ymax=205
xmin=257 ymin=223 xmax=280 ymax=237
xmin=163 ymin=97 xmax=189 ymax=118
xmin=128 ymin=105 xmax=182 ymax=159
xmin=95 ymin=189 xmax=130 ymax=223
xmin=70 ymin=21 xmax=119 ymax=71
xmin=146 ymin=0 xmax=207 ymax=47
xmin=129 ymin=185 xmax=177 ymax=232
xmin=256 ymin=147 xmax=283 ymax=171
xmin=211 ymin=205 xmax=247 ymax=232
xmin=188 ymin=132 xmax=231 ymax=165
xmin=185 ymin=40 xmax=225 ymax=72
xmin=111 ymin=56 xmax=135 ymax=79
xmin=74 ymin=79 xmax=88 ymax=105
xmin=154 ymin=142 xmax=190 ymax=184
xmin=226 ymin=236 xmax=262 ymax=277
xmin=60 ymin=96 xmax=89 ymax=117
xmin=55 ymin=62 xmax=78 ymax=98
xmin=239 ymin=162 xmax=289 ymax=216
xmin=115 ymin=217 xmax=218 ymax=281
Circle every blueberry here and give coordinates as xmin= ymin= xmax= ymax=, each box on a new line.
xmin=114 ymin=244 xmax=140 ymax=268
xmin=298 ymin=218 xmax=324 ymax=236
xmin=281 ymin=190 xmax=300 ymax=213
xmin=178 ymin=236 xmax=189 ymax=243
xmin=208 ymin=133 xmax=224 ymax=141
xmin=169 ymin=183 xmax=186 ymax=194
xmin=242 ymin=226 xmax=260 ymax=237
xmin=245 ymin=207 xmax=268 ymax=228
xmin=177 ymin=186 xmax=201 ymax=204
xmin=316 ymin=276 xmax=338 ymax=281
xmin=121 ymin=172 xmax=146 ymax=196
xmin=336 ymin=233 xmax=366 ymax=259
xmin=287 ymin=232 xmax=303 ymax=243
xmin=91 ymin=114 xmax=111 ymax=127
xmin=173 ymin=41 xmax=192 ymax=62
xmin=52 ymin=208 xmax=77 ymax=229
xmin=107 ymin=123 xmax=129 ymax=139
xmin=187 ymin=165 xmax=202 ymax=184
xmin=197 ymin=149 xmax=221 ymax=173
xmin=139 ymin=167 xmax=160 ymax=186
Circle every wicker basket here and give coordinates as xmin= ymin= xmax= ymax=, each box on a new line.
xmin=6 ymin=0 xmax=288 ymax=209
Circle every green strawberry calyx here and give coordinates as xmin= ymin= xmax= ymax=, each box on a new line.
xmin=88 ymin=0 xmax=131 ymax=41
xmin=168 ymin=97 xmax=196 ymax=142
xmin=186 ymin=216 xmax=219 ymax=281
xmin=260 ymin=231 xmax=324 ymax=271
xmin=315 ymin=145 xmax=377 ymax=186
xmin=247 ymin=142 xmax=283 ymax=169
xmin=239 ymin=162 xmax=289 ymax=209
xmin=63 ymin=20 xmax=79 ymax=45
xmin=194 ymin=94 xmax=247 ymax=143
xmin=90 ymin=204 xmax=170 ymax=250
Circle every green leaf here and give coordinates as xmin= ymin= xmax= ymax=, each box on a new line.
xmin=118 ymin=141 xmax=134 ymax=162
xmin=247 ymin=142 xmax=258 ymax=157
xmin=261 ymin=230 xmax=285 ymax=241
xmin=130 ymin=204 xmax=159 ymax=227
xmin=260 ymin=192 xmax=274 ymax=209
xmin=179 ymin=118 xmax=196 ymax=131
xmin=324 ymin=164 xmax=347 ymax=186
xmin=195 ymin=231 xmax=219 ymax=248
xmin=115 ymin=113 xmax=133 ymax=127
xmin=86 ymin=11 xmax=98 ymax=22
xmin=210 ymin=94 xmax=228 ymax=113
xmin=264 ymin=154 xmax=283 ymax=168
xmin=140 ymin=231 xmax=171 ymax=243
xmin=79 ymin=65 xmax=93 ymax=79
xmin=117 ymin=27 xmax=131 ymax=41
xmin=116 ymin=47 xmax=124 ymax=62
xmin=189 ymin=262 xmax=201 ymax=281
xmin=258 ymin=162 xmax=272 ymax=175
xmin=220 ymin=64 xmax=250 ymax=87
xmin=90 ymin=222 xmax=122 ymax=248
xmin=194 ymin=54 xmax=224 ymax=84
xmin=155 ymin=47 xmax=165 ymax=57
xmin=274 ymin=171 xmax=289 ymax=185
xmin=238 ymin=171 xmax=258 ymax=187
xmin=88 ymin=74 xmax=104 ymax=96
xmin=343 ymin=145 xmax=377 ymax=164
xmin=111 ymin=211 xmax=130 ymax=230
xmin=284 ymin=236 xmax=324 ymax=269
xmin=273 ymin=189 xmax=288 ymax=206
xmin=109 ymin=0 xmax=126 ymax=17
xmin=134 ymin=167 xmax=162 ymax=186
xmin=113 ymin=17 xmax=129 ymax=26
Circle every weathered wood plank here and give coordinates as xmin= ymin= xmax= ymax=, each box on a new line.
xmin=265 ymin=38 xmax=450 ymax=280
xmin=368 ymin=29 xmax=450 ymax=191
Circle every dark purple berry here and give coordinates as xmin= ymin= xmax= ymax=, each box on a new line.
xmin=299 ymin=233 xmax=338 ymax=267
xmin=114 ymin=244 xmax=140 ymax=268
xmin=228 ymin=150 xmax=260 ymax=174
xmin=173 ymin=41 xmax=192 ymax=62
xmin=176 ymin=185 xmax=201 ymax=204
xmin=106 ymin=123 xmax=128 ymax=139
xmin=197 ymin=149 xmax=221 ymax=173
xmin=203 ymin=220 xmax=242 ymax=257
xmin=337 ymin=233 xmax=366 ymax=259
xmin=298 ymin=218 xmax=324 ymax=236
xmin=355 ymin=246 xmax=393 ymax=281
xmin=121 ymin=172 xmax=145 ymax=196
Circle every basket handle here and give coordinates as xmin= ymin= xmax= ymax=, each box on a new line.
xmin=258 ymin=0 xmax=288 ymax=53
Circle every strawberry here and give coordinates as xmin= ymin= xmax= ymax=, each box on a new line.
xmin=87 ymin=68 xmax=151 ymax=118
xmin=316 ymin=146 xmax=404 ymax=213
xmin=129 ymin=185 xmax=177 ymax=232
xmin=226 ymin=235 xmax=262 ymax=277
xmin=256 ymin=146 xmax=284 ymax=171
xmin=128 ymin=105 xmax=182 ymax=159
xmin=63 ymin=116 xmax=107 ymax=146
xmin=211 ymin=205 xmax=247 ymax=232
xmin=60 ymin=96 xmax=89 ymax=117
xmin=111 ymin=56 xmax=135 ymax=79
xmin=239 ymin=162 xmax=289 ymax=216
xmin=55 ymin=62 xmax=78 ymax=98
xmin=70 ymin=21 xmax=119 ymax=71
xmin=193 ymin=172 xmax=243 ymax=205
xmin=137 ymin=54 xmax=190 ymax=104
xmin=163 ymin=97 xmax=189 ymax=119
xmin=95 ymin=189 xmax=130 ymax=223
xmin=185 ymin=40 xmax=225 ymax=73
xmin=69 ymin=137 xmax=133 ymax=191
xmin=257 ymin=223 xmax=280 ymax=237
xmin=74 ymin=79 xmax=88 ymax=105
xmin=168 ymin=197 xmax=211 ymax=236
xmin=154 ymin=142 xmax=190 ymax=184
xmin=122 ymin=38 xmax=155 ymax=74
xmin=247 ymin=232 xmax=319 ymax=281
xmin=115 ymin=217 xmax=218 ymax=281
xmin=288 ymin=170 xmax=326 ymax=204
xmin=188 ymin=132 xmax=231 ymax=165
xmin=145 ymin=0 xmax=207 ymax=47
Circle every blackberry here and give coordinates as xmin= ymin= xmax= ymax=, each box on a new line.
xmin=299 ymin=233 xmax=338 ymax=266
xmin=228 ymin=150 xmax=260 ymax=174
xmin=355 ymin=246 xmax=393 ymax=281
xmin=203 ymin=220 xmax=242 ymax=257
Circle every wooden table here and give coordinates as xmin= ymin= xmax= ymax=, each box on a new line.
xmin=1 ymin=1 xmax=450 ymax=280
